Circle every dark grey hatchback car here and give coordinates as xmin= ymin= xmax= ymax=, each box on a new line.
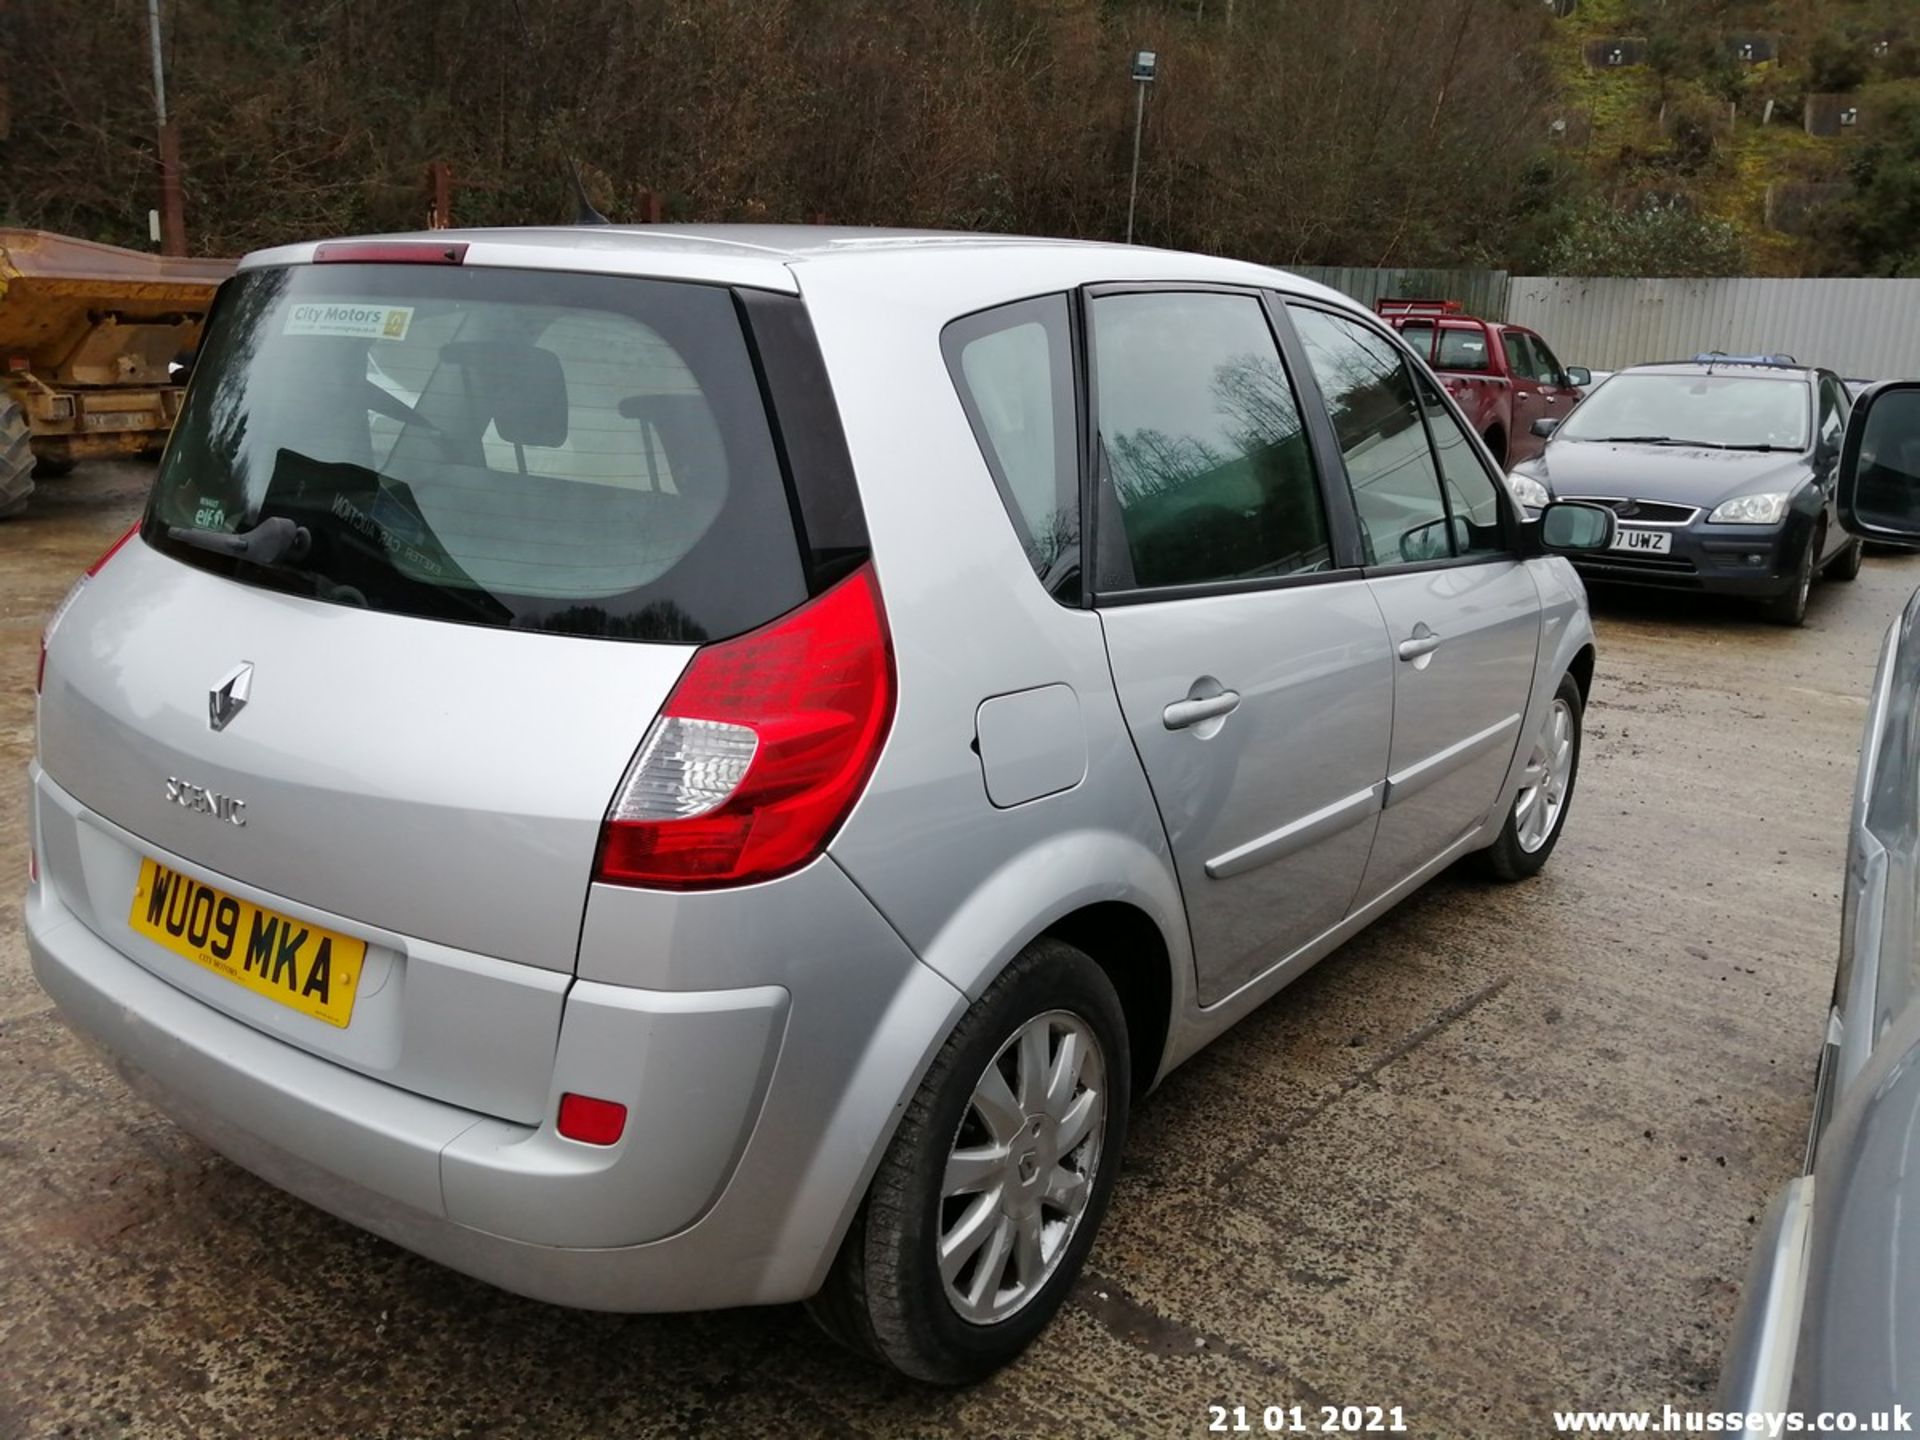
xmin=1507 ymin=358 xmax=1865 ymax=624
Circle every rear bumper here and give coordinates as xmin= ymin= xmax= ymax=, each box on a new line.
xmin=26 ymin=780 xmax=965 ymax=1311
xmin=1572 ymin=521 xmax=1799 ymax=597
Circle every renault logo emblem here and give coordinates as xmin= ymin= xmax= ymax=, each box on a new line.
xmin=209 ymin=662 xmax=253 ymax=732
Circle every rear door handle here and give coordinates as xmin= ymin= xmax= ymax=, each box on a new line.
xmin=1163 ymin=691 xmax=1241 ymax=730
xmin=1397 ymin=631 xmax=1443 ymax=662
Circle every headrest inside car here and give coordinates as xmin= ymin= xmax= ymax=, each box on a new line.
xmin=442 ymin=340 xmax=569 ymax=447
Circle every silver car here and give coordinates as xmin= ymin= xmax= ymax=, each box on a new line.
xmin=25 ymin=227 xmax=1611 ymax=1382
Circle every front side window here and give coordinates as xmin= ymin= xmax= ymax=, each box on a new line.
xmin=1818 ymin=375 xmax=1848 ymax=450
xmin=1529 ymin=333 xmax=1568 ymax=385
xmin=1090 ymin=291 xmax=1329 ymax=590
xmin=943 ymin=295 xmax=1080 ymax=602
xmin=1289 ymin=306 xmax=1452 ymax=566
xmin=147 ymin=264 xmax=808 ymax=642
xmin=1503 ymin=333 xmax=1535 ymax=383
xmin=1414 ymin=371 xmax=1507 ymax=557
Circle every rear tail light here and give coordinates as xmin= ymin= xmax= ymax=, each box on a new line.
xmin=594 ymin=563 xmax=895 ymax=890
xmin=36 ymin=521 xmax=140 ymax=696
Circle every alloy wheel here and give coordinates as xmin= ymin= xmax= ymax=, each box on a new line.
xmin=937 ymin=1010 xmax=1106 ymax=1325
xmin=1513 ymin=698 xmax=1575 ymax=854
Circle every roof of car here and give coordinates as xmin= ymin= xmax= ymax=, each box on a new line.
xmin=1618 ymin=359 xmax=1817 ymax=381
xmin=238 ymin=223 xmax=1359 ymax=313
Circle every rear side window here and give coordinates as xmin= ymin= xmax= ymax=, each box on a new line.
xmin=942 ymin=296 xmax=1080 ymax=603
xmin=1436 ymin=326 xmax=1491 ymax=373
xmin=147 ymin=264 xmax=808 ymax=643
xmin=1288 ymin=306 xmax=1452 ymax=566
xmin=1089 ymin=290 xmax=1329 ymax=590
xmin=1399 ymin=322 xmax=1436 ymax=363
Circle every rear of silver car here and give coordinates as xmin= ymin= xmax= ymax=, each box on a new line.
xmin=25 ymin=240 xmax=963 ymax=1311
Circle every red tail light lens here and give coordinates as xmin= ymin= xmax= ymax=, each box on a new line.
xmin=36 ymin=521 xmax=140 ymax=695
xmin=594 ymin=563 xmax=895 ymax=890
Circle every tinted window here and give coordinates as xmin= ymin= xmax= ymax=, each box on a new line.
xmin=943 ymin=296 xmax=1080 ymax=602
xmin=148 ymin=264 xmax=806 ymax=642
xmin=1090 ymin=291 xmax=1329 ymax=589
xmin=1436 ymin=326 xmax=1491 ymax=373
xmin=1289 ymin=306 xmax=1450 ymax=566
xmin=1414 ymin=370 xmax=1507 ymax=557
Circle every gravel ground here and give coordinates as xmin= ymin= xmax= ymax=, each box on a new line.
xmin=2 ymin=461 xmax=1910 ymax=1438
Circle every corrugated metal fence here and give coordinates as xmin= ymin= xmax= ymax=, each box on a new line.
xmin=1505 ymin=276 xmax=1920 ymax=380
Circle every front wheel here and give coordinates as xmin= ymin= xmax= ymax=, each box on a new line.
xmin=1826 ymin=533 xmax=1864 ymax=582
xmin=1761 ymin=530 xmax=1817 ymax=626
xmin=1476 ymin=672 xmax=1583 ymax=882
xmin=808 ymin=938 xmax=1129 ymax=1384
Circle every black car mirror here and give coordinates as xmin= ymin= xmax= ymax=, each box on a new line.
xmin=1538 ymin=500 xmax=1615 ymax=553
xmin=1531 ymin=416 xmax=1561 ymax=439
xmin=1837 ymin=381 xmax=1920 ymax=547
xmin=168 ymin=349 xmax=196 ymax=384
xmin=1565 ymin=366 xmax=1592 ymax=388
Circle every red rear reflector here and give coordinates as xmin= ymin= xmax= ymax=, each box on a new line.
xmin=313 ymin=241 xmax=468 ymax=265
xmin=38 ymin=521 xmax=140 ymax=695
xmin=556 ymin=1093 xmax=628 ymax=1146
xmin=595 ymin=563 xmax=895 ymax=890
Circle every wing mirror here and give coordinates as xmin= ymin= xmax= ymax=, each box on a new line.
xmin=1534 ymin=500 xmax=1616 ymax=554
xmin=1531 ymin=416 xmax=1561 ymax=439
xmin=1837 ymin=381 xmax=1920 ymax=547
xmin=1564 ymin=366 xmax=1592 ymax=388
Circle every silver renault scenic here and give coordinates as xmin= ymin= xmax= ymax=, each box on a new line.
xmin=26 ymin=227 xmax=1610 ymax=1382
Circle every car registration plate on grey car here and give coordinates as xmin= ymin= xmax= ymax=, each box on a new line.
xmin=1611 ymin=527 xmax=1672 ymax=555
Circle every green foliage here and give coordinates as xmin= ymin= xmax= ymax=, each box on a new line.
xmin=1834 ymin=96 xmax=1920 ymax=275
xmin=1540 ymin=198 xmax=1749 ymax=277
xmin=1808 ymin=29 xmax=1871 ymax=93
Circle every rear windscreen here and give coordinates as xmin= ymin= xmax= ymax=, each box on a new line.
xmin=145 ymin=264 xmax=808 ymax=643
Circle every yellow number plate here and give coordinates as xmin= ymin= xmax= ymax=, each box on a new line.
xmin=128 ymin=858 xmax=367 ymax=1029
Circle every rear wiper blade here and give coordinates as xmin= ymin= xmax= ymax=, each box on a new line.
xmin=168 ymin=515 xmax=312 ymax=568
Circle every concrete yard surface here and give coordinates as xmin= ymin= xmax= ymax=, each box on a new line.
xmin=1 ymin=462 xmax=1909 ymax=1438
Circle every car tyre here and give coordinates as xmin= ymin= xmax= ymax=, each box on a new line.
xmin=808 ymin=937 xmax=1130 ymax=1385
xmin=1475 ymin=672 xmax=1583 ymax=882
xmin=0 ymin=400 xmax=35 ymax=520
xmin=1761 ymin=529 xmax=1817 ymax=626
xmin=1826 ymin=533 xmax=1864 ymax=582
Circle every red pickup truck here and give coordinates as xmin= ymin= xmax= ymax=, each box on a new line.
xmin=1377 ymin=300 xmax=1591 ymax=467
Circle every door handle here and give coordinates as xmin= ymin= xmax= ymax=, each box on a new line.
xmin=1397 ymin=631 xmax=1443 ymax=662
xmin=1163 ymin=691 xmax=1241 ymax=730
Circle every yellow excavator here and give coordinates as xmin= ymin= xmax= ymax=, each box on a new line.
xmin=0 ymin=229 xmax=232 ymax=517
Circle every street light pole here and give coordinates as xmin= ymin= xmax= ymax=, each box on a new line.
xmin=146 ymin=0 xmax=186 ymax=255
xmin=1125 ymin=50 xmax=1157 ymax=245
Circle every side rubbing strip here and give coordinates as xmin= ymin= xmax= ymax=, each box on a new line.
xmin=1206 ymin=783 xmax=1385 ymax=880
xmin=1382 ymin=714 xmax=1522 ymax=810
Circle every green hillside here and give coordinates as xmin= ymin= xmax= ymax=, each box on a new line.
xmin=1545 ymin=0 xmax=1920 ymax=274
